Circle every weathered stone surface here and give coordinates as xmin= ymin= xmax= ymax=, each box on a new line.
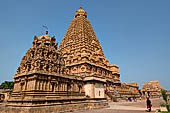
xmin=2 ymin=101 xmax=108 ymax=113
xmin=16 ymin=35 xmax=64 ymax=76
xmin=117 ymin=83 xmax=140 ymax=97
xmin=141 ymin=80 xmax=163 ymax=98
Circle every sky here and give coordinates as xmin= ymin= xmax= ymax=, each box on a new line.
xmin=0 ymin=0 xmax=170 ymax=89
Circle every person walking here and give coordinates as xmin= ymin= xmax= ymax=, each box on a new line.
xmin=146 ymin=97 xmax=152 ymax=112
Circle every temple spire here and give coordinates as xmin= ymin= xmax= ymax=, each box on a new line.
xmin=59 ymin=8 xmax=110 ymax=69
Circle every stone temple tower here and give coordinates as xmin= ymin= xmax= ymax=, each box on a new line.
xmin=59 ymin=7 xmax=121 ymax=98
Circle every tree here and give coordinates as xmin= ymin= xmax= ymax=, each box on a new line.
xmin=0 ymin=81 xmax=14 ymax=89
xmin=161 ymin=89 xmax=170 ymax=112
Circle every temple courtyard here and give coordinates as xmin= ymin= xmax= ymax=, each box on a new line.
xmin=0 ymin=93 xmax=165 ymax=113
xmin=72 ymin=98 xmax=163 ymax=113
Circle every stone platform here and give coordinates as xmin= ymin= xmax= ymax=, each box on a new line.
xmin=1 ymin=99 xmax=108 ymax=113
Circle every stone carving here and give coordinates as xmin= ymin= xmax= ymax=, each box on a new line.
xmin=58 ymin=7 xmax=121 ymax=85
xmin=141 ymin=80 xmax=163 ymax=98
xmin=16 ymin=35 xmax=65 ymax=75
xmin=59 ymin=8 xmax=110 ymax=69
xmin=57 ymin=7 xmax=141 ymax=99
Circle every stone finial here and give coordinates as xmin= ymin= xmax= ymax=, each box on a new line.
xmin=75 ymin=7 xmax=87 ymax=18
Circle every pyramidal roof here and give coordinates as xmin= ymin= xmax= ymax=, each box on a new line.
xmin=59 ymin=7 xmax=110 ymax=69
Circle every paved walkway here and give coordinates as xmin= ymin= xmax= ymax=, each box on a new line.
xmin=73 ymin=98 xmax=164 ymax=113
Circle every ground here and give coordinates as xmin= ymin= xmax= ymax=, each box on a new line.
xmin=0 ymin=98 xmax=164 ymax=113
xmin=72 ymin=98 xmax=164 ymax=113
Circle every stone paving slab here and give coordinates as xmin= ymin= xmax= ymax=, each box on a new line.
xmin=72 ymin=109 xmax=155 ymax=113
xmin=72 ymin=98 xmax=163 ymax=113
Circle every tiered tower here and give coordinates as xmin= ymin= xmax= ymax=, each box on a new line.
xmin=58 ymin=7 xmax=140 ymax=100
xmin=141 ymin=80 xmax=163 ymax=98
xmin=59 ymin=7 xmax=120 ymax=83
xmin=8 ymin=34 xmax=87 ymax=107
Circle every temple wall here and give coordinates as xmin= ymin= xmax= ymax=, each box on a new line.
xmin=94 ymin=83 xmax=104 ymax=98
xmin=84 ymin=83 xmax=94 ymax=98
xmin=2 ymin=100 xmax=108 ymax=113
xmin=141 ymin=80 xmax=162 ymax=98
xmin=84 ymin=82 xmax=105 ymax=99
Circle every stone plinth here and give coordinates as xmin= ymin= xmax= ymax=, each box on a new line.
xmin=2 ymin=98 xmax=108 ymax=113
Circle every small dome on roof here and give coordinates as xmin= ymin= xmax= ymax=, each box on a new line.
xmin=75 ymin=7 xmax=87 ymax=18
xmin=39 ymin=35 xmax=51 ymax=40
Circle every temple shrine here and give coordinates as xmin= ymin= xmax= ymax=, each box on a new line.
xmin=4 ymin=7 xmax=141 ymax=113
xmin=141 ymin=80 xmax=163 ymax=98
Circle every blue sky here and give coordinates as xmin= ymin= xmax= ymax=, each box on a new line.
xmin=0 ymin=0 xmax=170 ymax=89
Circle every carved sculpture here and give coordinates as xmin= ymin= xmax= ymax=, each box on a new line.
xmin=141 ymin=80 xmax=163 ymax=98
xmin=16 ymin=35 xmax=64 ymax=75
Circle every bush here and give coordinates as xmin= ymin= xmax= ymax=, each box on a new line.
xmin=161 ymin=89 xmax=170 ymax=112
xmin=160 ymin=103 xmax=166 ymax=107
xmin=0 ymin=81 xmax=14 ymax=89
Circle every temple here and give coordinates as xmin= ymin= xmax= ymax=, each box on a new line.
xmin=141 ymin=80 xmax=163 ymax=98
xmin=4 ymin=8 xmax=141 ymax=113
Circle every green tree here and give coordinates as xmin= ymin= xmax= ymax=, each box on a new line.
xmin=0 ymin=81 xmax=14 ymax=89
xmin=161 ymin=89 xmax=170 ymax=112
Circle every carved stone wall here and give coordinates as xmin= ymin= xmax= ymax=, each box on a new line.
xmin=16 ymin=35 xmax=64 ymax=76
xmin=141 ymin=80 xmax=163 ymax=98
xmin=9 ymin=34 xmax=86 ymax=106
xmin=58 ymin=7 xmax=120 ymax=85
xmin=116 ymin=83 xmax=140 ymax=98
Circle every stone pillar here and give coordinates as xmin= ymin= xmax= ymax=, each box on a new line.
xmin=84 ymin=82 xmax=95 ymax=98
xmin=62 ymin=82 xmax=65 ymax=91
xmin=38 ymin=80 xmax=41 ymax=90
xmin=27 ymin=80 xmax=30 ymax=91
xmin=29 ymin=80 xmax=32 ymax=90
xmin=24 ymin=80 xmax=27 ymax=91
xmin=14 ymin=82 xmax=18 ymax=91
xmin=55 ymin=83 xmax=58 ymax=92
xmin=44 ymin=81 xmax=46 ymax=91
xmin=58 ymin=82 xmax=60 ymax=91
xmin=35 ymin=80 xmax=37 ymax=90
xmin=32 ymin=80 xmax=35 ymax=90
xmin=42 ymin=81 xmax=44 ymax=91
xmin=37 ymin=80 xmax=39 ymax=90
xmin=30 ymin=80 xmax=32 ymax=90
xmin=54 ymin=83 xmax=56 ymax=92
xmin=49 ymin=82 xmax=51 ymax=91
xmin=40 ymin=81 xmax=43 ymax=91
xmin=91 ymin=82 xmax=95 ymax=98
xmin=60 ymin=83 xmax=62 ymax=91
xmin=65 ymin=83 xmax=67 ymax=92
xmin=46 ymin=81 xmax=49 ymax=91
xmin=13 ymin=82 xmax=16 ymax=91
